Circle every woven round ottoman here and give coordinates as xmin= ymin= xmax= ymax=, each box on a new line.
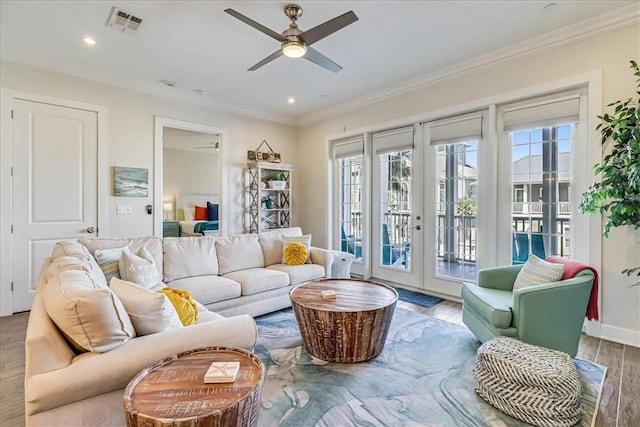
xmin=474 ymin=336 xmax=582 ymax=427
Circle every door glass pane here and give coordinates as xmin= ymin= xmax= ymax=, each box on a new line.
xmin=339 ymin=156 xmax=363 ymax=260
xmin=435 ymin=141 xmax=478 ymax=281
xmin=511 ymin=125 xmax=573 ymax=264
xmin=379 ymin=150 xmax=411 ymax=269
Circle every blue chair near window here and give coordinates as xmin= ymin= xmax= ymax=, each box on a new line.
xmin=512 ymin=233 xmax=530 ymax=264
xmin=341 ymin=227 xmax=362 ymax=259
xmin=512 ymin=232 xmax=546 ymax=265
xmin=531 ymin=234 xmax=546 ymax=259
xmin=382 ymin=223 xmax=410 ymax=266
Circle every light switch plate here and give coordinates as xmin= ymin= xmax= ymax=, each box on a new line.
xmin=117 ymin=205 xmax=132 ymax=214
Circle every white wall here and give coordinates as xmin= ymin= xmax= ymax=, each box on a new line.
xmin=297 ymin=24 xmax=640 ymax=345
xmin=163 ymin=147 xmax=218 ymax=220
xmin=0 ymin=59 xmax=298 ymax=237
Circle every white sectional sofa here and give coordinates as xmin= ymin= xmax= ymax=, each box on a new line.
xmin=25 ymin=227 xmax=335 ymax=426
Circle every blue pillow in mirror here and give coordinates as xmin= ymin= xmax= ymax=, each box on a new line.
xmin=207 ymin=202 xmax=219 ymax=221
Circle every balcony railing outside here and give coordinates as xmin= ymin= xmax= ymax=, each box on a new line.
xmin=345 ymin=211 xmax=571 ymax=267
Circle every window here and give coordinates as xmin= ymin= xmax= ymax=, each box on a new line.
xmin=334 ymin=137 xmax=365 ymax=261
xmin=504 ymin=94 xmax=580 ymax=263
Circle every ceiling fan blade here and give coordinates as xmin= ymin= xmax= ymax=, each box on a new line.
xmin=303 ymin=47 xmax=342 ymax=73
xmin=248 ymin=50 xmax=284 ymax=71
xmin=299 ymin=11 xmax=358 ymax=46
xmin=224 ymin=8 xmax=286 ymax=42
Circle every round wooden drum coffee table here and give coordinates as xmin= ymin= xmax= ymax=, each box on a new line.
xmin=290 ymin=279 xmax=398 ymax=363
xmin=123 ymin=347 xmax=264 ymax=427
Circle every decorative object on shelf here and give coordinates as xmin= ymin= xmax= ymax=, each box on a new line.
xmin=114 ymin=166 xmax=149 ymax=197
xmin=268 ymin=170 xmax=287 ymax=189
xmin=262 ymin=198 xmax=276 ymax=209
xmin=247 ymin=140 xmax=281 ymax=163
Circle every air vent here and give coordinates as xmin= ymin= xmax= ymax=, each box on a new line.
xmin=106 ymin=6 xmax=143 ymax=32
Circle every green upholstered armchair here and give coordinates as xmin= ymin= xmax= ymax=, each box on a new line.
xmin=461 ymin=264 xmax=594 ymax=358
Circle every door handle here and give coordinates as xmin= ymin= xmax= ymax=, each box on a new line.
xmin=412 ymin=225 xmax=421 ymax=230
xmin=86 ymin=226 xmax=96 ymax=234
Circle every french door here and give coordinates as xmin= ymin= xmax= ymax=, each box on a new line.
xmin=371 ymin=126 xmax=424 ymax=287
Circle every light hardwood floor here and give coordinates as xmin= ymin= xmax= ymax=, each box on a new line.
xmin=1 ymin=300 xmax=638 ymax=426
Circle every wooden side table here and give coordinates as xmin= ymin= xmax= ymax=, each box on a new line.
xmin=123 ymin=347 xmax=264 ymax=427
xmin=290 ymin=279 xmax=398 ymax=363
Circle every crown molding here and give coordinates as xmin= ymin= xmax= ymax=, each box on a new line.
xmin=298 ymin=3 xmax=640 ymax=126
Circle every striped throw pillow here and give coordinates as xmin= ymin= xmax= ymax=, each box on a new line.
xmin=94 ymin=246 xmax=127 ymax=284
xmin=513 ymin=254 xmax=565 ymax=290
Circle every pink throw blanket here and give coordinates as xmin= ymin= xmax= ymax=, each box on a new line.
xmin=546 ymin=256 xmax=599 ymax=321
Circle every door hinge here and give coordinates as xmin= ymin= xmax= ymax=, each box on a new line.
xmin=10 ymin=167 xmax=14 ymax=177
xmin=10 ymin=224 xmax=14 ymax=233
xmin=10 ymin=282 xmax=13 ymax=292
xmin=11 ymin=109 xmax=14 ymax=119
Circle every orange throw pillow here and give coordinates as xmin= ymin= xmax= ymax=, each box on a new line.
xmin=194 ymin=205 xmax=208 ymax=220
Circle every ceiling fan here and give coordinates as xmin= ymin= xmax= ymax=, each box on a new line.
xmin=224 ymin=4 xmax=358 ymax=73
xmin=193 ymin=141 xmax=219 ymax=150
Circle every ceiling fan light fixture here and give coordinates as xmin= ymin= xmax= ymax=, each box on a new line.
xmin=282 ymin=40 xmax=306 ymax=58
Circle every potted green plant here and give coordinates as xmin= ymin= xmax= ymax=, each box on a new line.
xmin=579 ymin=60 xmax=640 ymax=285
xmin=268 ymin=171 xmax=287 ymax=190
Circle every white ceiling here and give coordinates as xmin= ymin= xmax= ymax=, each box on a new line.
xmin=1 ymin=1 xmax=637 ymax=125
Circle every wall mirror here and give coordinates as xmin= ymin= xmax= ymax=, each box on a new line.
xmin=153 ymin=117 xmax=227 ymax=237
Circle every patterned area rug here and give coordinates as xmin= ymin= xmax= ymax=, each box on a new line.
xmin=254 ymin=308 xmax=606 ymax=427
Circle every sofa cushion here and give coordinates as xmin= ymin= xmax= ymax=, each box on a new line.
xmin=46 ymin=255 xmax=107 ymax=288
xmin=159 ymin=288 xmax=198 ymax=326
xmin=42 ymin=270 xmax=135 ymax=353
xmin=167 ymin=275 xmax=241 ymax=306
xmin=216 ymin=234 xmax=264 ymax=275
xmin=266 ymin=263 xmax=325 ymax=285
xmin=513 ymin=254 xmax=565 ymax=291
xmin=79 ymin=237 xmax=163 ymax=277
xmin=110 ymin=278 xmax=183 ymax=336
xmin=259 ymin=230 xmax=284 ymax=266
xmin=223 ymin=268 xmax=289 ymax=296
xmin=51 ymin=240 xmax=92 ymax=262
xmin=461 ymin=282 xmax=513 ymax=329
xmin=119 ymin=246 xmax=163 ymax=288
xmin=162 ymin=236 xmax=218 ymax=281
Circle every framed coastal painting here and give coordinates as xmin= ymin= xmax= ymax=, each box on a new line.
xmin=114 ymin=167 xmax=149 ymax=197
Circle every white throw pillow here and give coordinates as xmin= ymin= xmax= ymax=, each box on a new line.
xmin=119 ymin=246 xmax=162 ymax=288
xmin=42 ymin=270 xmax=135 ymax=353
xmin=282 ymin=234 xmax=312 ymax=264
xmin=513 ymin=254 xmax=565 ymax=290
xmin=94 ymin=246 xmax=127 ymax=284
xmin=183 ymin=207 xmax=195 ymax=221
xmin=110 ymin=278 xmax=183 ymax=336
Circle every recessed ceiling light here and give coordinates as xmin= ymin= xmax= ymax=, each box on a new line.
xmin=287 ymin=97 xmax=295 ymax=104
xmin=544 ymin=3 xmax=558 ymax=11
xmin=82 ymin=36 xmax=96 ymax=46
xmin=161 ymin=80 xmax=177 ymax=87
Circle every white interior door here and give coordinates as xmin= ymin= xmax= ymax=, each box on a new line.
xmin=12 ymin=99 xmax=98 ymax=312
xmin=371 ymin=126 xmax=424 ymax=287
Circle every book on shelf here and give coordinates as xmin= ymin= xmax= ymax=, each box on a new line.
xmin=204 ymin=361 xmax=240 ymax=383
